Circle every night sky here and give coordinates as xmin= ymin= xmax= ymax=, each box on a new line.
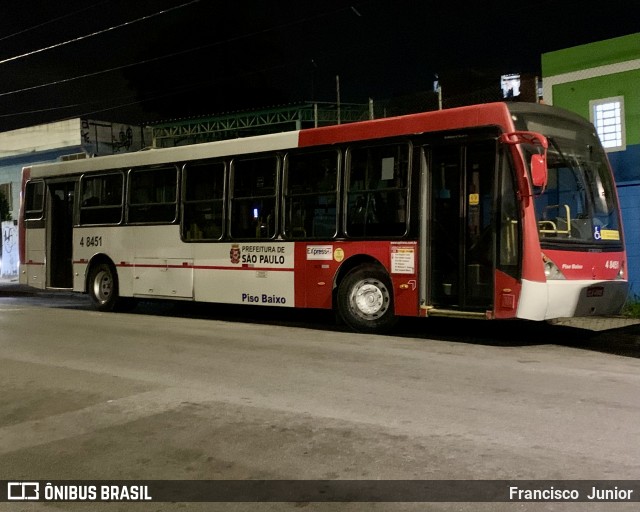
xmin=1 ymin=0 xmax=638 ymax=131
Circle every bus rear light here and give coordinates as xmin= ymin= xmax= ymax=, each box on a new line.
xmin=542 ymin=253 xmax=566 ymax=280
xmin=617 ymin=261 xmax=626 ymax=280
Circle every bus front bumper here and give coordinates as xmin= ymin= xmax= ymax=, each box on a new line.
xmin=517 ymin=279 xmax=629 ymax=321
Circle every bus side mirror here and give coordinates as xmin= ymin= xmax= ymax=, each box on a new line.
xmin=531 ymin=153 xmax=548 ymax=188
xmin=500 ymin=130 xmax=549 ymax=193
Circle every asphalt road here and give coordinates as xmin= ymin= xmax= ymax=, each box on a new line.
xmin=1 ymin=287 xmax=640 ymax=511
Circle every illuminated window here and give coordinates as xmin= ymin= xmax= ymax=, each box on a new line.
xmin=590 ymin=97 xmax=625 ymax=152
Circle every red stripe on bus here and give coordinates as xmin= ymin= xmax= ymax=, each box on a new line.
xmin=193 ymin=265 xmax=293 ymax=272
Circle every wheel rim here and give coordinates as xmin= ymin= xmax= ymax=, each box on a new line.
xmin=93 ymin=269 xmax=113 ymax=304
xmin=349 ymin=278 xmax=390 ymax=320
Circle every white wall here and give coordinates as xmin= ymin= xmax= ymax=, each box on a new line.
xmin=0 ymin=119 xmax=82 ymax=158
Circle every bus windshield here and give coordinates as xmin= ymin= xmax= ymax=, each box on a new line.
xmin=512 ymin=108 xmax=621 ymax=248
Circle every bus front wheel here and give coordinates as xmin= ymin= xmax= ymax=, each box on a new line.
xmin=337 ymin=265 xmax=397 ymax=333
xmin=88 ymin=262 xmax=119 ymax=312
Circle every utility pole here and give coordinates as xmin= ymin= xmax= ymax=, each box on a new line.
xmin=434 ymin=74 xmax=442 ymax=110
xmin=336 ymin=75 xmax=341 ymax=125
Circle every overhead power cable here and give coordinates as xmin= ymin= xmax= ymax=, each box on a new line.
xmin=0 ymin=1 xmax=374 ymax=123
xmin=0 ymin=1 xmax=370 ymax=100
xmin=0 ymin=1 xmax=110 ymax=43
xmin=0 ymin=0 xmax=202 ymax=66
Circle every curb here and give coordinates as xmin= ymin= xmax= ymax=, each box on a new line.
xmin=550 ymin=316 xmax=640 ymax=332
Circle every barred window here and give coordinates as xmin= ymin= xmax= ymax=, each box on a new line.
xmin=590 ymin=97 xmax=625 ymax=152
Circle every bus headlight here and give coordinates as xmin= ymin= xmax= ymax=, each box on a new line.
xmin=542 ymin=253 xmax=566 ymax=280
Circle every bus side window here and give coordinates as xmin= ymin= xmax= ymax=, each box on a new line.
xmin=497 ymin=153 xmax=520 ymax=275
xmin=24 ymin=180 xmax=45 ymax=220
xmin=284 ymin=150 xmax=339 ymax=239
xmin=182 ymin=160 xmax=225 ymax=241
xmin=128 ymin=166 xmax=178 ymax=224
xmin=230 ymin=156 xmax=279 ymax=240
xmin=346 ymin=143 xmax=409 ymax=237
xmin=79 ymin=173 xmax=124 ymax=225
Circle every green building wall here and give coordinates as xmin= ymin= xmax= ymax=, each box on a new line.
xmin=543 ymin=32 xmax=640 ymax=76
xmin=550 ymin=71 xmax=640 ymax=147
xmin=542 ymin=32 xmax=640 ymax=152
xmin=542 ymin=32 xmax=640 ymax=299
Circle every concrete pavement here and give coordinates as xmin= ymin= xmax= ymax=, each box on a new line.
xmin=1 ymin=299 xmax=640 ymax=512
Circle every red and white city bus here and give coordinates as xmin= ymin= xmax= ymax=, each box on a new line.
xmin=19 ymin=102 xmax=628 ymax=333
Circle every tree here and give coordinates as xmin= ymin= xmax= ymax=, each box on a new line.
xmin=0 ymin=190 xmax=11 ymax=222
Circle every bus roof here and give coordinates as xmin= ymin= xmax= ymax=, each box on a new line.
xmin=26 ymin=102 xmax=520 ymax=178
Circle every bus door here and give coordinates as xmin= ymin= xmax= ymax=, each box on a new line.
xmin=424 ymin=141 xmax=496 ymax=310
xmin=46 ymin=179 xmax=77 ymax=289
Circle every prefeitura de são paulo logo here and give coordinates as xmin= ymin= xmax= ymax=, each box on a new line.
xmin=229 ymin=244 xmax=241 ymax=264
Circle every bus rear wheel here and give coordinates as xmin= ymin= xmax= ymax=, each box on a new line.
xmin=337 ymin=265 xmax=397 ymax=333
xmin=88 ymin=262 xmax=119 ymax=312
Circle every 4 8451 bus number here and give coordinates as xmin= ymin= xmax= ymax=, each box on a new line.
xmin=79 ymin=235 xmax=103 ymax=247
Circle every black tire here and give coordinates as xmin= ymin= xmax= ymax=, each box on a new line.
xmin=88 ymin=262 xmax=119 ymax=312
xmin=337 ymin=264 xmax=397 ymax=333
